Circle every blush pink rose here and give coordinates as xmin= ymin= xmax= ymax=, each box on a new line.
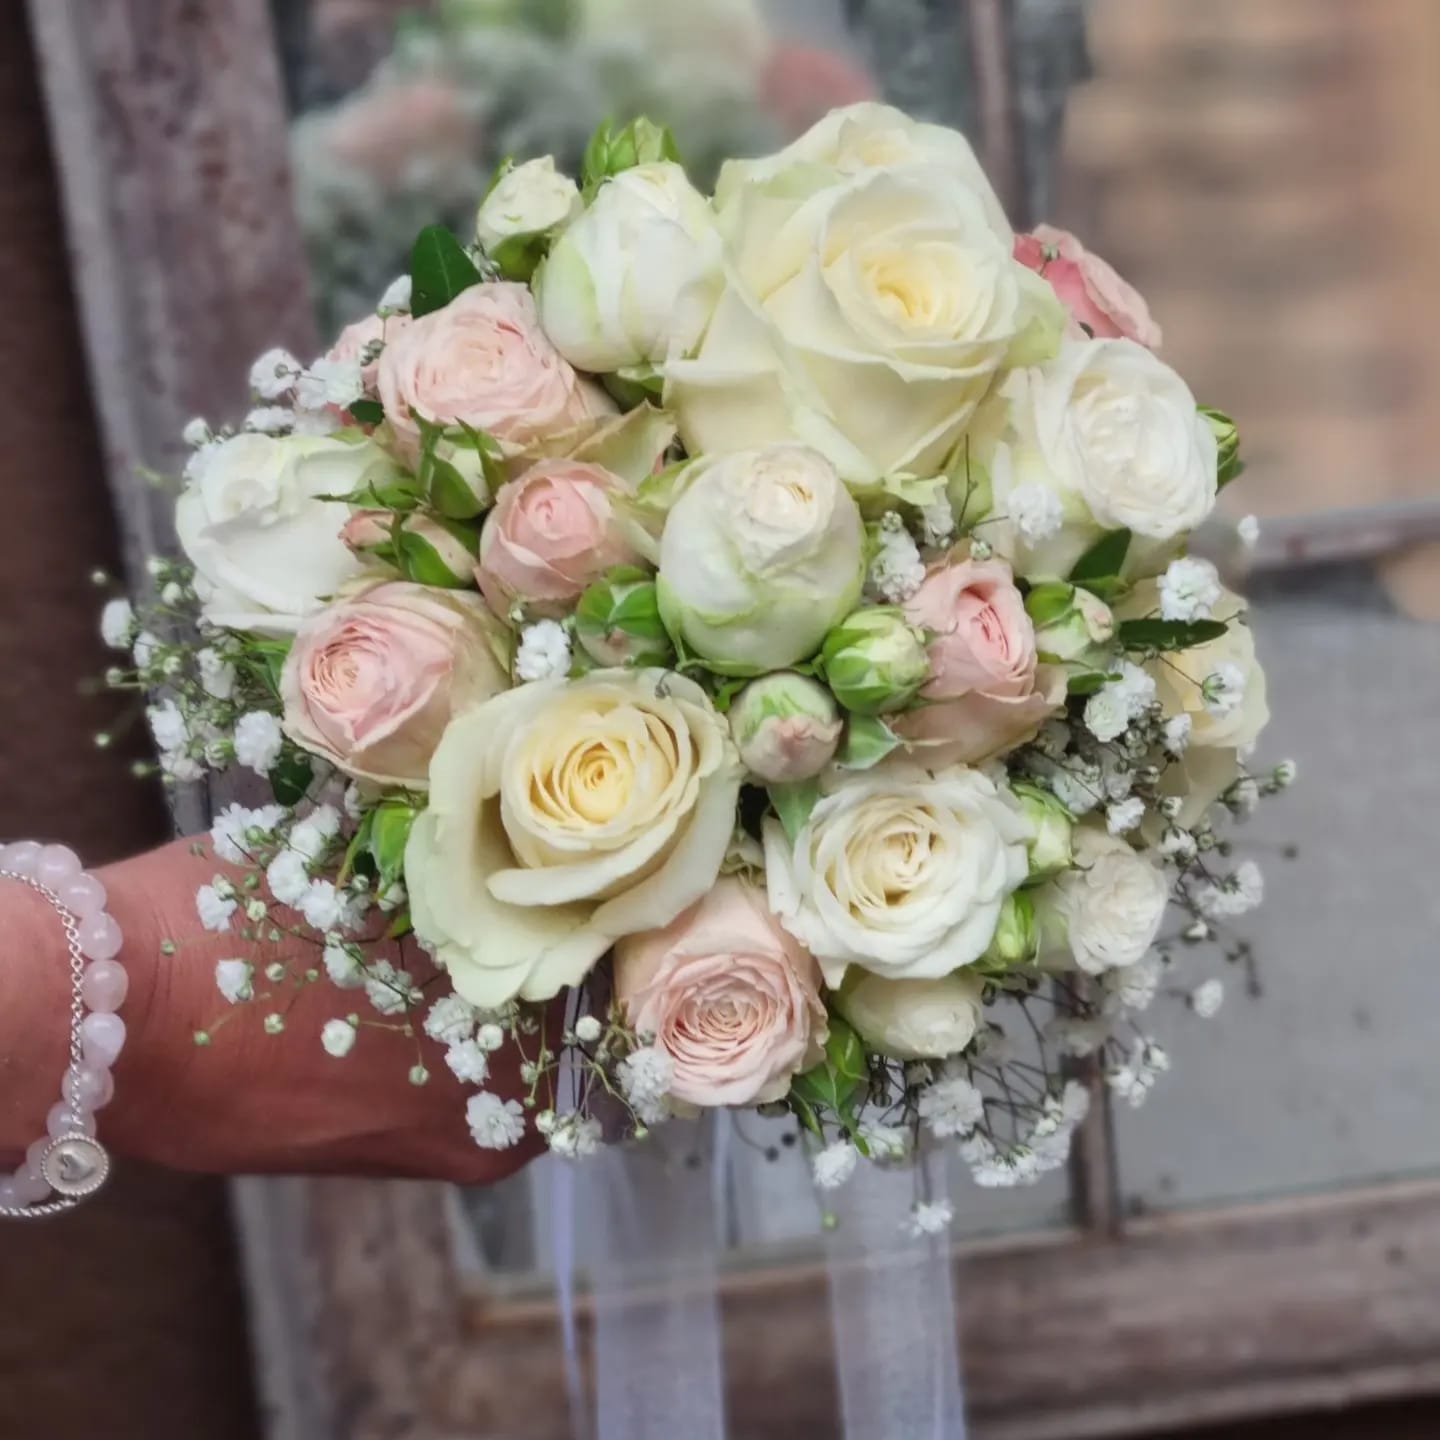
xmin=895 ymin=557 xmax=1064 ymax=765
xmin=280 ymin=582 xmax=509 ymax=788
xmin=376 ymin=283 xmax=611 ymax=466
xmin=476 ymin=459 xmax=641 ymax=619
xmin=1014 ymin=224 xmax=1162 ymax=349
xmin=614 ymin=878 xmax=828 ymax=1108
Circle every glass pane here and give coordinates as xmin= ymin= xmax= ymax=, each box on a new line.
xmin=280 ymin=0 xmax=982 ymax=333
xmin=1050 ymin=0 xmax=1440 ymax=1212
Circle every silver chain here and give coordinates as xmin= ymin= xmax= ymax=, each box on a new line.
xmin=0 ymin=867 xmax=90 ymax=1220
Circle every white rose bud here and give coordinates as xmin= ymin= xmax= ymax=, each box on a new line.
xmin=820 ymin=607 xmax=930 ymax=716
xmin=476 ymin=157 xmax=582 ymax=282
xmin=729 ymin=672 xmax=843 ymax=784
xmin=1024 ymin=582 xmax=1115 ymax=666
xmin=658 ymin=446 xmax=865 ymax=672
xmin=535 ymin=162 xmax=720 ymax=374
xmin=836 ymin=968 xmax=985 ymax=1061
xmin=1012 ymin=782 xmax=1075 ymax=883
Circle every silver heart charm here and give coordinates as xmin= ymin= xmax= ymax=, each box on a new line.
xmin=41 ymin=1135 xmax=110 ymax=1199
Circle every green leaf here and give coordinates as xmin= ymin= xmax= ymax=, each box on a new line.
xmin=1024 ymin=581 xmax=1076 ymax=629
xmin=368 ymin=801 xmax=419 ymax=891
xmin=1065 ymin=670 xmax=1115 ymax=696
xmin=769 ymin=780 xmax=820 ymax=845
xmin=790 ymin=1017 xmax=867 ymax=1116
xmin=348 ymin=398 xmax=384 ymax=426
xmin=1069 ymin=528 xmax=1132 ymax=586
xmin=243 ymin=638 xmax=293 ymax=698
xmin=409 ymin=225 xmax=482 ymax=317
xmin=395 ymin=531 xmax=470 ymax=588
xmin=269 ymin=750 xmax=314 ymax=807
xmin=426 ymin=454 xmax=485 ymax=520
xmin=836 ymin=714 xmax=901 ymax=771
xmin=1118 ymin=618 xmax=1228 ymax=652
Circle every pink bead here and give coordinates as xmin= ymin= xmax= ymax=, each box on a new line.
xmin=35 ymin=844 xmax=82 ymax=890
xmin=26 ymin=1137 xmax=52 ymax=1173
xmin=0 ymin=1178 xmax=18 ymax=1209
xmin=77 ymin=912 xmax=123 ymax=962
xmin=0 ymin=840 xmax=42 ymax=877
xmin=60 ymin=872 xmax=108 ymax=919
xmin=47 ymin=1102 xmax=95 ymax=1140
xmin=81 ymin=1011 xmax=126 ymax=1067
xmin=81 ymin=960 xmax=129 ymax=1013
xmin=63 ymin=1062 xmax=114 ymax=1112
xmin=11 ymin=1167 xmax=51 ymax=1206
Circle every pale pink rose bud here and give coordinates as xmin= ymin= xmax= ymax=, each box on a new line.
xmin=375 ymin=283 xmax=613 ymax=473
xmin=729 ymin=672 xmax=843 ymax=784
xmin=340 ymin=509 xmax=391 ymax=556
xmin=477 ymin=459 xmax=642 ymax=620
xmin=281 ymin=582 xmax=509 ymax=788
xmin=893 ymin=558 xmax=1064 ymax=766
xmin=1014 ymin=225 xmax=1162 ymax=350
xmin=614 ymin=879 xmax=828 ymax=1108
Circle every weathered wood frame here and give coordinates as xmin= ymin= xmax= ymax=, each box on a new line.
xmin=25 ymin=0 xmax=1440 ymax=1436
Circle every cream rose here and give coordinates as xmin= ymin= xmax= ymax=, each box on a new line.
xmin=657 ymin=446 xmax=865 ymax=672
xmin=535 ymin=163 xmax=721 ymax=374
xmin=713 ymin=102 xmax=1012 ymax=240
xmin=280 ymin=583 xmax=510 ymax=788
xmin=614 ymin=878 xmax=827 ymax=1107
xmin=764 ymin=763 xmax=1031 ymax=986
xmin=1123 ymin=580 xmax=1270 ymax=752
xmin=989 ymin=337 xmax=1218 ymax=577
xmin=836 ymin=968 xmax=984 ymax=1061
xmin=1037 ymin=827 xmax=1170 ymax=975
xmin=666 ymin=143 xmax=1062 ymax=490
xmin=176 ymin=434 xmax=383 ymax=634
xmin=376 ymin=282 xmax=612 ymax=483
xmin=404 ymin=669 xmax=742 ymax=1006
xmin=475 ymin=156 xmax=582 ymax=254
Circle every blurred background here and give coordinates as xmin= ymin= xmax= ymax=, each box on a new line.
xmin=2 ymin=1 xmax=1439 ymax=1437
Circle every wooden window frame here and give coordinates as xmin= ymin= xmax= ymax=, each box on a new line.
xmin=27 ymin=1 xmax=1440 ymax=1435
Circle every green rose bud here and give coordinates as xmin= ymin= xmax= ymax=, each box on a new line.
xmin=820 ymin=607 xmax=930 ymax=716
xmin=1201 ymin=406 xmax=1242 ymax=487
xmin=582 ymin=117 xmax=681 ymax=191
xmin=574 ymin=567 xmax=674 ymax=668
xmin=729 ymin=672 xmax=843 ymax=784
xmin=981 ymin=890 xmax=1039 ymax=971
xmin=475 ymin=157 xmax=582 ymax=284
xmin=1025 ymin=582 xmax=1115 ymax=666
xmin=1011 ymin=781 xmax=1074 ymax=883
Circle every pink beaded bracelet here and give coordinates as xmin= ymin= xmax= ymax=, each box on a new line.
xmin=0 ymin=841 xmax=125 ymax=1220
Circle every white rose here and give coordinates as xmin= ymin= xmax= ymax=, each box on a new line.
xmin=536 ymin=163 xmax=720 ymax=374
xmin=657 ymin=445 xmax=865 ymax=672
xmin=1038 ymin=828 xmax=1169 ymax=975
xmin=1123 ymin=581 xmax=1270 ymax=752
xmin=475 ymin=156 xmax=582 ymax=252
xmin=764 ymin=763 xmax=1031 ymax=986
xmin=176 ymin=434 xmax=385 ymax=634
xmin=837 ymin=969 xmax=985 ymax=1061
xmin=667 ymin=153 xmax=1061 ymax=490
xmin=404 ymin=669 xmax=742 ymax=1007
xmin=988 ymin=338 xmax=1218 ymax=577
xmin=715 ymin=102 xmax=1013 ymax=241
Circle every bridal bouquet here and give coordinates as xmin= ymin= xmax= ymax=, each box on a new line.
xmin=103 ymin=103 xmax=1290 ymax=1226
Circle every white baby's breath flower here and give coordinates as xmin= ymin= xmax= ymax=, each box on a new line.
xmin=182 ymin=416 xmax=211 ymax=447
xmin=300 ymin=880 xmax=345 ymax=933
xmin=1007 ymin=481 xmax=1063 ymax=541
xmin=445 ymin=1040 xmax=491 ymax=1086
xmin=424 ymin=995 xmax=478 ymax=1047
xmin=288 ymin=805 xmax=342 ymax=862
xmin=196 ymin=883 xmax=237 ymax=933
xmin=211 ymin=804 xmax=258 ymax=864
xmin=477 ymin=1022 xmax=507 ymax=1053
xmin=1160 ymin=828 xmax=1198 ymax=864
xmin=100 ymin=598 xmax=136 ymax=650
xmin=918 ymin=1071 xmax=985 ymax=1138
xmin=1158 ymin=557 xmax=1222 ymax=622
xmin=1236 ymin=514 xmax=1260 ymax=547
xmin=467 ymin=1093 xmax=527 ymax=1150
xmin=859 ymin=1122 xmax=910 ymax=1162
xmin=1228 ymin=775 xmax=1260 ymax=816
xmin=244 ymin=405 xmax=293 ymax=435
xmin=321 ymin=1018 xmax=357 ymax=1057
xmin=548 ymin=1115 xmax=604 ymax=1159
xmin=291 ymin=407 xmax=342 ymax=437
xmin=198 ymin=648 xmax=237 ymax=700
xmin=1202 ymin=662 xmax=1246 ymax=718
xmin=249 ymin=347 xmax=300 ymax=399
xmin=267 ymin=849 xmax=311 ymax=907
xmin=618 ymin=1045 xmax=674 ymax=1125
xmin=574 ymin=1015 xmax=603 ymax=1045
xmin=1191 ymin=978 xmax=1225 ymax=1019
xmin=323 ymin=937 xmax=365 ymax=989
xmin=378 ymin=274 xmax=413 ymax=314
xmin=147 ymin=700 xmax=188 ymax=754
xmin=364 ymin=960 xmax=415 ymax=1017
xmin=919 ymin=496 xmax=955 ymax=548
xmin=1106 ymin=797 xmax=1145 ymax=835
xmin=812 ymin=1140 xmax=858 ymax=1191
xmin=234 ymin=711 xmax=284 ymax=775
xmin=215 ymin=959 xmax=254 ymax=1004
xmin=1196 ymin=859 xmax=1264 ymax=919
xmin=868 ymin=513 xmax=926 ymax=603
xmin=1273 ymin=758 xmax=1297 ymax=788
xmin=1162 ymin=713 xmax=1192 ymax=756
xmin=903 ymin=1200 xmax=955 ymax=1237
xmin=132 ymin=630 xmax=160 ymax=671
xmin=1083 ymin=690 xmax=1128 ymax=743
xmin=514 ymin=620 xmax=572 ymax=683
xmin=295 ymin=357 xmax=365 ymax=412
xmin=1105 ymin=954 xmax=1161 ymax=1012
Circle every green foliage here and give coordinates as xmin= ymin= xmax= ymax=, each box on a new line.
xmin=582 ymin=117 xmax=681 ymax=195
xmin=268 ymin=750 xmax=314 ymax=807
xmin=790 ymin=1017 xmax=868 ymax=1123
xmin=835 ymin=714 xmax=901 ymax=771
xmin=1118 ymin=617 xmax=1228 ymax=652
xmin=410 ymin=225 xmax=483 ymax=317
xmin=348 ymin=398 xmax=385 ymax=427
xmin=1068 ymin=528 xmax=1131 ymax=591
xmin=768 ymin=779 xmax=820 ymax=845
